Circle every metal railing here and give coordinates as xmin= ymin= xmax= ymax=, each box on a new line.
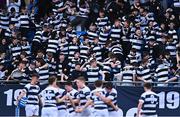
xmin=0 ymin=80 xmax=180 ymax=87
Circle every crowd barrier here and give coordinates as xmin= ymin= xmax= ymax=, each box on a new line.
xmin=0 ymin=82 xmax=180 ymax=116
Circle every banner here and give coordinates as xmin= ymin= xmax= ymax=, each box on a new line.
xmin=0 ymin=85 xmax=180 ymax=116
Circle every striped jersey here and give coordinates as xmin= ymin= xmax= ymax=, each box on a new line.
xmin=121 ymin=69 xmax=135 ymax=83
xmin=23 ymin=83 xmax=40 ymax=105
xmin=105 ymin=88 xmax=117 ymax=111
xmin=66 ymin=88 xmax=79 ymax=113
xmin=155 ymin=64 xmax=169 ymax=83
xmin=18 ymin=13 xmax=30 ymax=28
xmin=78 ymin=86 xmax=91 ymax=106
xmin=165 ymin=41 xmax=177 ymax=57
xmin=110 ymin=25 xmax=122 ymax=42
xmin=139 ymin=91 xmax=158 ymax=116
xmin=87 ymin=30 xmax=98 ymax=43
xmin=92 ymin=44 xmax=102 ymax=61
xmin=57 ymin=88 xmax=67 ymax=110
xmin=68 ymin=43 xmax=79 ymax=60
xmin=9 ymin=44 xmax=22 ymax=59
xmin=0 ymin=13 xmax=9 ymax=29
xmin=99 ymin=29 xmax=109 ymax=45
xmin=80 ymin=44 xmax=90 ymax=60
xmin=90 ymin=88 xmax=108 ymax=109
xmin=36 ymin=67 xmax=49 ymax=85
xmin=39 ymin=86 xmax=60 ymax=107
xmin=78 ymin=6 xmax=89 ymax=18
xmin=46 ymin=38 xmax=59 ymax=54
xmin=95 ymin=16 xmax=109 ymax=29
xmin=85 ymin=65 xmax=101 ymax=82
xmin=137 ymin=65 xmax=153 ymax=82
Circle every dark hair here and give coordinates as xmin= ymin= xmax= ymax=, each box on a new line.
xmin=94 ymin=80 xmax=103 ymax=88
xmin=36 ymin=58 xmax=46 ymax=66
xmin=31 ymin=73 xmax=39 ymax=78
xmin=19 ymin=61 xmax=27 ymax=65
xmin=65 ymin=81 xmax=73 ymax=86
xmin=144 ymin=82 xmax=152 ymax=89
xmin=105 ymin=82 xmax=113 ymax=89
xmin=48 ymin=76 xmax=57 ymax=85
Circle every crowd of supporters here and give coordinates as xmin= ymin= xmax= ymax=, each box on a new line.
xmin=0 ymin=0 xmax=179 ymax=86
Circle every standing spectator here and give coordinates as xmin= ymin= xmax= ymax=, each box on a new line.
xmin=81 ymin=58 xmax=103 ymax=82
xmin=118 ymin=65 xmax=136 ymax=86
xmin=70 ymin=63 xmax=86 ymax=81
xmin=35 ymin=58 xmax=49 ymax=85
xmin=71 ymin=0 xmax=90 ymax=31
xmin=155 ymin=60 xmax=170 ymax=86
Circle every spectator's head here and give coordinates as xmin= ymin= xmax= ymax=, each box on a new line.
xmin=94 ymin=80 xmax=103 ymax=88
xmin=1 ymin=38 xmax=7 ymax=45
xmin=132 ymin=8 xmax=139 ymax=16
xmin=20 ymin=51 xmax=27 ymax=60
xmin=89 ymin=24 xmax=97 ymax=31
xmin=130 ymin=48 xmax=137 ymax=55
xmin=12 ymin=38 xmax=18 ymax=45
xmin=124 ymin=20 xmax=130 ymax=27
xmin=105 ymin=82 xmax=113 ymax=92
xmin=164 ymin=51 xmax=170 ymax=59
xmin=47 ymin=52 xmax=53 ymax=60
xmin=29 ymin=61 xmax=36 ymax=70
xmin=9 ymin=22 xmax=15 ymax=29
xmin=48 ymin=76 xmax=57 ymax=86
xmin=143 ymin=51 xmax=149 ymax=60
xmin=144 ymin=82 xmax=152 ymax=91
xmin=94 ymin=38 xmax=99 ymax=44
xmin=74 ymin=51 xmax=80 ymax=59
xmin=139 ymin=7 xmax=144 ymax=15
xmin=160 ymin=23 xmax=166 ymax=30
xmin=65 ymin=81 xmax=73 ymax=92
xmin=90 ymin=58 xmax=97 ymax=67
xmin=99 ymin=9 xmax=105 ymax=18
xmin=18 ymin=61 xmax=26 ymax=70
xmin=36 ymin=58 xmax=46 ymax=67
xmin=21 ymin=37 xmax=28 ymax=45
xmin=76 ymin=77 xmax=86 ymax=88
xmin=31 ymin=73 xmax=39 ymax=84
xmin=72 ymin=37 xmax=78 ymax=44
xmin=0 ymin=62 xmax=4 ymax=71
xmin=10 ymin=7 xmax=15 ymax=14
xmin=59 ymin=52 xmax=65 ymax=61
xmin=21 ymin=7 xmax=27 ymax=14
xmin=169 ymin=22 xmax=175 ymax=29
xmin=0 ymin=52 xmax=6 ymax=59
xmin=43 ymin=24 xmax=48 ymax=32
xmin=114 ymin=19 xmax=121 ymax=27
xmin=135 ymin=29 xmax=142 ymax=37
xmin=75 ymin=62 xmax=81 ymax=71
xmin=36 ymin=50 xmax=44 ymax=58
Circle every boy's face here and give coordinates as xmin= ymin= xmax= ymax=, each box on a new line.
xmin=75 ymin=65 xmax=80 ymax=71
xmin=91 ymin=61 xmax=97 ymax=67
xmin=0 ymin=53 xmax=5 ymax=59
xmin=99 ymin=12 xmax=104 ymax=17
xmin=74 ymin=52 xmax=80 ymax=58
xmin=0 ymin=65 xmax=4 ymax=70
